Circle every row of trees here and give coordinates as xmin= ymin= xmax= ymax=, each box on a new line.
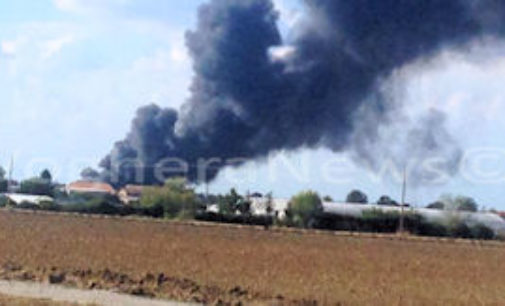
xmin=1 ymin=173 xmax=497 ymax=240
xmin=0 ymin=167 xmax=55 ymax=196
xmin=0 ymin=164 xmax=487 ymax=230
xmin=288 ymin=190 xmax=480 ymax=228
xmin=0 ymin=176 xmax=201 ymax=219
xmin=330 ymin=190 xmax=401 ymax=206
xmin=426 ymin=195 xmax=478 ymax=212
xmin=336 ymin=189 xmax=479 ymax=212
xmin=18 ymin=169 xmax=55 ymax=196
xmin=0 ymin=163 xmax=482 ymax=214
xmin=328 ymin=189 xmax=400 ymax=206
xmin=284 ymin=190 xmax=495 ymax=239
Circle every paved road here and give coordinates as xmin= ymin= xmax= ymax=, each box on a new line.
xmin=0 ymin=280 xmax=197 ymax=306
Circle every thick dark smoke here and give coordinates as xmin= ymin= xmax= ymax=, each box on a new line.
xmin=351 ymin=107 xmax=463 ymax=186
xmin=99 ymin=0 xmax=505 ymax=187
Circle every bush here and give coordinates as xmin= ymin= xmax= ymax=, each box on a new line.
xmin=61 ymin=199 xmax=122 ymax=215
xmin=140 ymin=178 xmax=198 ymax=219
xmin=195 ymin=212 xmax=273 ymax=227
xmin=361 ymin=209 xmax=402 ymax=232
xmin=216 ymin=188 xmax=251 ymax=215
xmin=449 ymin=223 xmax=473 ymax=239
xmin=287 ymin=191 xmax=323 ymax=228
xmin=313 ymin=213 xmax=361 ymax=232
xmin=471 ymin=224 xmax=495 ymax=240
xmin=312 ymin=209 xmax=499 ymax=240
xmin=19 ymin=178 xmax=54 ymax=196
xmin=61 ymin=201 xmax=165 ymax=218
xmin=16 ymin=201 xmax=41 ymax=210
xmin=137 ymin=204 xmax=165 ymax=218
xmin=0 ymin=179 xmax=7 ymax=193
xmin=415 ymin=220 xmax=448 ymax=237
xmin=39 ymin=201 xmax=61 ymax=212
xmin=0 ymin=196 xmax=7 ymax=208
xmin=62 ymin=192 xmax=119 ymax=205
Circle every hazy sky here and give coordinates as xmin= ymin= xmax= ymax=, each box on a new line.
xmin=2 ymin=0 xmax=505 ymax=208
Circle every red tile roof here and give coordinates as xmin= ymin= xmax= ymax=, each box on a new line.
xmin=67 ymin=181 xmax=116 ymax=195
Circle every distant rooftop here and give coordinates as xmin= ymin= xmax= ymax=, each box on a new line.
xmin=67 ymin=181 xmax=116 ymax=195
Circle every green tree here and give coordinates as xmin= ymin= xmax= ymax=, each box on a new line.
xmin=323 ymin=195 xmax=334 ymax=202
xmin=0 ymin=195 xmax=7 ymax=207
xmin=40 ymin=169 xmax=52 ymax=182
xmin=346 ymin=190 xmax=368 ymax=204
xmin=427 ymin=201 xmax=445 ymax=210
xmin=163 ymin=177 xmax=188 ymax=193
xmin=440 ymin=195 xmax=478 ymax=212
xmin=288 ymin=191 xmax=323 ymax=228
xmin=0 ymin=166 xmax=6 ymax=193
xmin=20 ymin=178 xmax=54 ymax=196
xmin=140 ymin=178 xmax=197 ymax=219
xmin=236 ymin=198 xmax=251 ymax=215
xmin=0 ymin=180 xmax=7 ymax=193
xmin=377 ymin=195 xmax=398 ymax=206
xmin=218 ymin=188 xmax=242 ymax=215
xmin=455 ymin=196 xmax=478 ymax=212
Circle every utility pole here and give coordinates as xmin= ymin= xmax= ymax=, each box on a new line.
xmin=399 ymin=165 xmax=407 ymax=234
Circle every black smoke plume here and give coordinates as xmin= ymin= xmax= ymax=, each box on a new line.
xmin=100 ymin=0 xmax=505 ymax=187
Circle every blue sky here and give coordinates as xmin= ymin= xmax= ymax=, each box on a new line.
xmin=1 ymin=0 xmax=505 ymax=208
